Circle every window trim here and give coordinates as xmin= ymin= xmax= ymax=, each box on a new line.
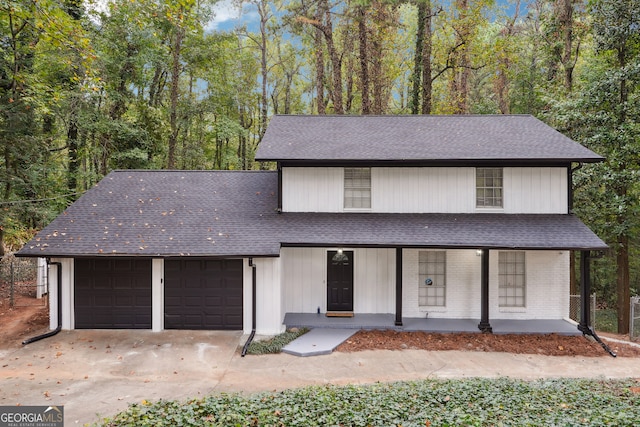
xmin=498 ymin=251 xmax=526 ymax=308
xmin=476 ymin=167 xmax=504 ymax=209
xmin=418 ymin=250 xmax=446 ymax=307
xmin=343 ymin=167 xmax=372 ymax=210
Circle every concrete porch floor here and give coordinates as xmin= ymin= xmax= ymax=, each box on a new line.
xmin=283 ymin=313 xmax=581 ymax=336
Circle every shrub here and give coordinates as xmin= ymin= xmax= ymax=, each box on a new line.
xmin=95 ymin=378 xmax=640 ymax=427
xmin=245 ymin=328 xmax=309 ymax=355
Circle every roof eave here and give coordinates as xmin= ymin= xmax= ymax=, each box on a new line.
xmin=15 ymin=251 xmax=282 ymax=259
xmin=257 ymin=158 xmax=604 ymax=166
xmin=280 ymin=242 xmax=609 ymax=251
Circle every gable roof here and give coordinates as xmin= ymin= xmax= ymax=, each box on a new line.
xmin=18 ymin=170 xmax=607 ymax=258
xmin=255 ymin=115 xmax=603 ymax=164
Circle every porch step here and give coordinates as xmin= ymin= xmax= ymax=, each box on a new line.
xmin=282 ymin=328 xmax=358 ymax=357
xmin=326 ymin=311 xmax=354 ymax=318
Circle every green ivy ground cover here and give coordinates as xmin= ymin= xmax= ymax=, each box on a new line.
xmin=96 ymin=378 xmax=640 ymax=426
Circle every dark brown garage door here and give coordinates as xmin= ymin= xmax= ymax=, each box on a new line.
xmin=164 ymin=259 xmax=243 ymax=330
xmin=75 ymin=258 xmax=152 ymax=329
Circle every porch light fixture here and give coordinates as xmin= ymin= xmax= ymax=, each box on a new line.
xmin=332 ymin=248 xmax=348 ymax=263
xmin=476 ymin=249 xmax=483 ymax=256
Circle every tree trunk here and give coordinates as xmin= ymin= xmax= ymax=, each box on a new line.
xmin=371 ymin=37 xmax=383 ymax=114
xmin=314 ymin=8 xmax=326 ymax=115
xmin=67 ymin=111 xmax=79 ymax=195
xmin=616 ymin=40 xmax=631 ymax=334
xmin=615 ymin=43 xmax=629 ymax=334
xmin=344 ymin=32 xmax=355 ymax=113
xmin=450 ymin=0 xmax=470 ymax=114
xmin=284 ymin=72 xmax=294 ymax=114
xmin=556 ymin=0 xmax=575 ymax=91
xmin=410 ymin=1 xmax=426 ymax=114
xmin=495 ymin=8 xmax=518 ymax=115
xmin=149 ymin=64 xmax=163 ymax=107
xmin=421 ymin=0 xmax=433 ymax=114
xmin=320 ymin=0 xmax=343 ymax=114
xmin=616 ymin=233 xmax=630 ymax=334
xmin=309 ymin=0 xmax=344 ymax=114
xmin=258 ymin=0 xmax=268 ymax=140
xmin=358 ymin=6 xmax=371 ymax=114
xmin=167 ymin=20 xmax=184 ymax=169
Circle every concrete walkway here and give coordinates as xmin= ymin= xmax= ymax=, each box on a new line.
xmin=1 ymin=330 xmax=639 ymax=426
xmin=282 ymin=329 xmax=357 ymax=356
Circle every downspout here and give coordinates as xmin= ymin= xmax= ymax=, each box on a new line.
xmin=578 ymin=250 xmax=616 ymax=357
xmin=277 ymin=163 xmax=282 ymax=213
xmin=241 ymin=257 xmax=257 ymax=357
xmin=22 ymin=260 xmax=62 ymax=345
xmin=569 ymin=162 xmax=583 ymax=212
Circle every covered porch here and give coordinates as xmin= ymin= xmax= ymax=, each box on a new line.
xmin=276 ymin=213 xmax=609 ymax=337
xmin=283 ymin=313 xmax=581 ymax=335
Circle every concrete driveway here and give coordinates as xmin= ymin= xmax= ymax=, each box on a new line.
xmin=1 ymin=330 xmax=639 ymax=426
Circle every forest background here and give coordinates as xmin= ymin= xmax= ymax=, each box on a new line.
xmin=0 ymin=0 xmax=638 ymax=332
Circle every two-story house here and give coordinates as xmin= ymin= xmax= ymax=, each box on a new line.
xmin=17 ymin=115 xmax=607 ymax=339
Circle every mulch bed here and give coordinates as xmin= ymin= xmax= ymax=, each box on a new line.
xmin=336 ymin=330 xmax=640 ymax=357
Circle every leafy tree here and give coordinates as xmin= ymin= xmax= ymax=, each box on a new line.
xmin=0 ymin=0 xmax=91 ymax=253
xmin=556 ymin=0 xmax=640 ymax=333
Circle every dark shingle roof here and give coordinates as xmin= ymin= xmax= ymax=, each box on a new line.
xmin=255 ymin=115 xmax=603 ymax=163
xmin=274 ymin=213 xmax=608 ymax=251
xmin=17 ymin=170 xmax=281 ymax=257
xmin=18 ymin=171 xmax=606 ymax=258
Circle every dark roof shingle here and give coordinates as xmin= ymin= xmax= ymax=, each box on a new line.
xmin=273 ymin=212 xmax=608 ymax=250
xmin=255 ymin=115 xmax=603 ymax=163
xmin=17 ymin=170 xmax=281 ymax=257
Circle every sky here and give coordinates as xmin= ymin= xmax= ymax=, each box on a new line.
xmin=88 ymin=0 xmax=257 ymax=31
xmin=210 ymin=0 xmax=258 ymax=32
xmin=91 ymin=0 xmax=521 ymax=33
xmin=207 ymin=0 xmax=523 ymax=32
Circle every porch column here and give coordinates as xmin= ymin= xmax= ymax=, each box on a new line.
xmin=578 ymin=250 xmax=591 ymax=333
xmin=395 ymin=247 xmax=403 ymax=326
xmin=478 ymin=249 xmax=492 ymax=333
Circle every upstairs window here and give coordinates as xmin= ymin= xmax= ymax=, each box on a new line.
xmin=344 ymin=167 xmax=371 ymax=209
xmin=476 ymin=168 xmax=503 ymax=208
xmin=419 ymin=251 xmax=446 ymax=307
xmin=499 ymin=251 xmax=526 ymax=307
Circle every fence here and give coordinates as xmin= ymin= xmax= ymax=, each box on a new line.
xmin=631 ymin=297 xmax=640 ymax=342
xmin=569 ymin=293 xmax=596 ymax=328
xmin=0 ymin=257 xmax=48 ymax=308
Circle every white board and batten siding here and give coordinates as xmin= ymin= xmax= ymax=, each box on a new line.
xmin=279 ymin=247 xmax=396 ymax=315
xmin=282 ymin=167 xmax=344 ymax=212
xmin=504 ymin=168 xmax=568 ymax=214
xmin=272 ymin=248 xmax=570 ymax=322
xmin=250 ymin=257 xmax=285 ymax=335
xmin=281 ymin=167 xmax=568 ymax=214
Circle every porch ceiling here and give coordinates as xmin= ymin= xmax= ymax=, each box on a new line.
xmin=276 ymin=213 xmax=608 ymax=251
